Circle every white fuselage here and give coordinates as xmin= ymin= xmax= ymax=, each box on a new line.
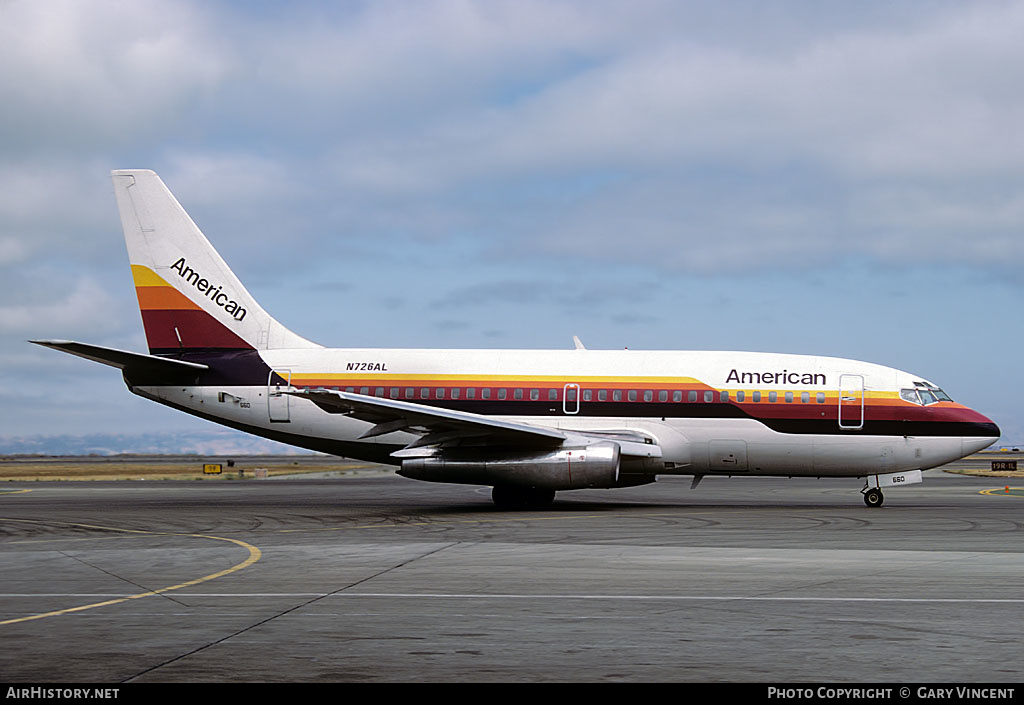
xmin=132 ymin=347 xmax=995 ymax=478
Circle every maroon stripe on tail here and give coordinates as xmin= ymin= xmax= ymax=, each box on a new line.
xmin=141 ymin=309 xmax=253 ymax=352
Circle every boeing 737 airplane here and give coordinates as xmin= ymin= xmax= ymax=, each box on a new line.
xmin=32 ymin=170 xmax=1000 ymax=507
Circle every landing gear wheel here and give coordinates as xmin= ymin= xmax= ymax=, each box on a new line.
xmin=863 ymin=488 xmax=884 ymax=508
xmin=491 ymin=485 xmax=556 ymax=509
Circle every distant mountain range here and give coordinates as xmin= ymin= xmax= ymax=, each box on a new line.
xmin=0 ymin=430 xmax=317 ymax=456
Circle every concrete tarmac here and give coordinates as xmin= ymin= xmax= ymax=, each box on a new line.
xmin=1 ymin=469 xmax=1023 ymax=682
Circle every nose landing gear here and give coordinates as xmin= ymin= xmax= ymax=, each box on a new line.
xmin=861 ymin=469 xmax=921 ymax=507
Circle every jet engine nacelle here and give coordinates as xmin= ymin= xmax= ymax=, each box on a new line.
xmin=398 ymin=441 xmax=643 ymax=490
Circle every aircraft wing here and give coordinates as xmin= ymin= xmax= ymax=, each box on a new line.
xmin=288 ymin=388 xmax=568 ymax=450
xmin=288 ymin=388 xmax=663 ymax=461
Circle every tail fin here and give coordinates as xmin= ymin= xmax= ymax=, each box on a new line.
xmin=111 ymin=170 xmax=319 ymax=354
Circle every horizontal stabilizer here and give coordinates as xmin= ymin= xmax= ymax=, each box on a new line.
xmin=30 ymin=340 xmax=207 ymax=384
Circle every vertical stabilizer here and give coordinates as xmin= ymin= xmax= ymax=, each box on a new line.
xmin=111 ymin=169 xmax=319 ymax=354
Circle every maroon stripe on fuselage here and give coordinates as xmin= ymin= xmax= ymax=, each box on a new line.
xmin=140 ymin=309 xmax=252 ymax=352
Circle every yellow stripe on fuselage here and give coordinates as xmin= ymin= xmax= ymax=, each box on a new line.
xmin=283 ymin=371 xmax=905 ymax=402
xmin=288 ymin=373 xmax=705 ymax=385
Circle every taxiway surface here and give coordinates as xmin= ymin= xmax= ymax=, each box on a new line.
xmin=2 ymin=469 xmax=1022 ymax=682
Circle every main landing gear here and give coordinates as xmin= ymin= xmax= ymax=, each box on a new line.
xmin=491 ymin=485 xmax=556 ymax=509
xmin=862 ymin=487 xmax=884 ymax=508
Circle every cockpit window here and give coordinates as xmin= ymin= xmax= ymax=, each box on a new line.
xmin=905 ymin=381 xmax=953 ymax=405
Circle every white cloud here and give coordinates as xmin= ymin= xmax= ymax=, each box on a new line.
xmin=0 ymin=0 xmax=229 ymax=152
xmin=0 ymin=162 xmax=110 ymax=227
xmin=302 ymin=3 xmax=1024 ymax=271
xmin=0 ymin=276 xmax=122 ymax=336
xmin=0 ymin=237 xmax=29 ymax=265
xmin=322 ymin=2 xmax=1024 ymax=184
xmin=160 ymin=152 xmax=295 ymax=207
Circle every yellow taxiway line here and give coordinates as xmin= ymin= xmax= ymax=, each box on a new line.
xmin=980 ymin=487 xmax=1024 ymax=497
xmin=0 ymin=518 xmax=261 ymax=626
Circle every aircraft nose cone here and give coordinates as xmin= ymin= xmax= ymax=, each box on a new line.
xmin=962 ymin=412 xmax=1000 ymax=456
xmin=963 ymin=436 xmax=999 ymax=456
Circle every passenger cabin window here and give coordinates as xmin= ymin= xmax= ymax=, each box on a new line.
xmin=436 ymin=388 xmax=445 ymax=399
xmin=613 ymin=390 xmax=622 ymax=402
xmin=628 ymin=390 xmax=637 ymax=402
xmin=752 ymin=391 xmax=761 ymax=402
xmin=643 ymin=390 xmax=653 ymax=402
xmin=769 ymin=392 xmax=778 ymax=402
xmin=659 ymin=390 xmax=668 ymax=402
xmin=583 ymin=389 xmax=593 ymax=402
xmin=389 ymin=388 xmax=399 ymax=399
xmin=816 ymin=392 xmax=825 ymax=404
xmin=451 ymin=388 xmax=461 ymax=400
xmin=375 ymin=387 xmax=384 ymax=397
xmin=549 ymin=389 xmax=558 ymax=401
xmin=598 ymin=390 xmax=607 ymax=401
xmin=801 ymin=392 xmax=810 ymax=403
xmin=498 ymin=389 xmax=507 ymax=400
xmin=481 ymin=389 xmax=491 ymax=400
xmin=720 ymin=391 xmax=729 ymax=402
xmin=737 ymin=391 xmax=745 ymax=402
xmin=704 ymin=391 xmax=713 ymax=403
xmin=785 ymin=392 xmax=794 ymax=403
xmin=530 ymin=389 xmax=539 ymax=401
xmin=513 ymin=389 xmax=523 ymax=400
xmin=466 ymin=388 xmax=476 ymax=399
xmin=672 ymin=391 xmax=682 ymax=402
xmin=405 ymin=387 xmax=414 ymax=399
xmin=689 ymin=391 xmax=697 ymax=402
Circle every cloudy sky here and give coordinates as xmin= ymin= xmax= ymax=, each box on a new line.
xmin=2 ymin=0 xmax=1021 ymax=447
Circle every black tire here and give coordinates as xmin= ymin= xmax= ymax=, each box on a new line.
xmin=492 ymin=485 xmax=555 ymax=509
xmin=524 ymin=487 xmax=555 ymax=509
xmin=863 ymin=488 xmax=884 ymax=508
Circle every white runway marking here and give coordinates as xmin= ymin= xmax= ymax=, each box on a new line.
xmin=4 ymin=592 xmax=1024 ymax=603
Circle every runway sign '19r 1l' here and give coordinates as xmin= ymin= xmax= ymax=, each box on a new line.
xmin=32 ymin=170 xmax=1001 ymax=508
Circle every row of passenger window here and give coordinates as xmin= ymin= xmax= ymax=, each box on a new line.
xmin=324 ymin=386 xmax=829 ymax=404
